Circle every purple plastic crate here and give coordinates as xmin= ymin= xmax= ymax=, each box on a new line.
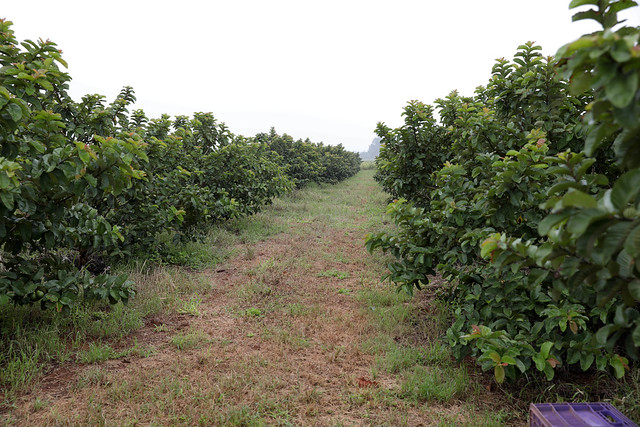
xmin=530 ymin=403 xmax=638 ymax=427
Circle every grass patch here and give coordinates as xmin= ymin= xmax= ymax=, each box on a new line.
xmin=78 ymin=342 xmax=117 ymax=364
xmin=170 ymin=330 xmax=210 ymax=351
xmin=316 ymin=269 xmax=350 ymax=279
xmin=74 ymin=367 xmax=109 ymax=390
xmin=262 ymin=325 xmax=310 ymax=349
xmin=77 ymin=339 xmax=156 ymax=364
xmin=399 ymin=365 xmax=469 ymax=403
xmin=236 ymin=280 xmax=273 ymax=304
xmin=32 ymin=396 xmax=50 ymax=412
xmin=376 ymin=342 xmax=450 ymax=374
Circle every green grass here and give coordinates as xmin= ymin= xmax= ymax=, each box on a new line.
xmin=399 ymin=365 xmax=469 ymax=403
xmin=170 ymin=330 xmax=210 ymax=351
xmin=316 ymin=269 xmax=350 ymax=279
xmin=78 ymin=342 xmax=117 ymax=364
xmin=244 ymin=307 xmax=262 ymax=317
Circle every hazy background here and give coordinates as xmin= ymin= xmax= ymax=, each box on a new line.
xmin=3 ymin=1 xmax=639 ymax=152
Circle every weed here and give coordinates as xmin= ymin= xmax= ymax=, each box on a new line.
xmin=244 ymin=246 xmax=256 ymax=260
xmin=177 ymin=294 xmax=203 ymax=317
xmin=154 ymin=324 xmax=168 ymax=332
xmin=32 ymin=396 xmax=49 ymax=412
xmin=245 ymin=307 xmax=262 ymax=318
xmin=127 ymin=339 xmax=156 ymax=358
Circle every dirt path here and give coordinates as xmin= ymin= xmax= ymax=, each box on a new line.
xmin=3 ymin=170 xmax=512 ymax=426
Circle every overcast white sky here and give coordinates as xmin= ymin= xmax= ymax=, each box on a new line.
xmin=3 ymin=1 xmax=639 ymax=152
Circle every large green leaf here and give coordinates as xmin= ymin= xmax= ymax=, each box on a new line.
xmin=610 ymin=0 xmax=639 ymax=14
xmin=629 ymin=280 xmax=640 ymax=301
xmin=610 ymin=356 xmax=628 ymax=379
xmin=605 ymin=73 xmax=638 ymax=109
xmin=633 ymin=324 xmax=640 ymax=346
xmin=5 ymin=103 xmax=23 ymax=122
xmin=572 ymin=9 xmax=601 ymax=23
xmin=567 ymin=208 xmax=610 ymax=236
xmin=611 ymin=169 xmax=640 ymax=209
xmin=538 ymin=211 xmax=573 ymax=235
xmin=561 ymin=190 xmax=598 ymax=209
xmin=0 ymin=192 xmax=14 ymax=210
xmin=598 ymin=221 xmax=636 ymax=264
xmin=624 ymin=223 xmax=640 ymax=258
xmin=494 ymin=364 xmax=505 ymax=383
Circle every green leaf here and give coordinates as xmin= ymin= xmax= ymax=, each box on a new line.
xmin=84 ymin=174 xmax=97 ymax=187
xmin=610 ymin=356 xmax=627 ymax=379
xmin=567 ymin=209 xmax=610 ymax=236
xmin=0 ymin=192 xmax=14 ymax=210
xmin=540 ymin=342 xmax=553 ymax=358
xmin=596 ymin=324 xmax=615 ymax=345
xmin=488 ymin=351 xmax=502 ymax=364
xmin=610 ymin=1 xmax=639 ymax=14
xmin=611 ymin=39 xmax=632 ymax=63
xmin=78 ymin=149 xmax=91 ymax=164
xmin=572 ymin=9 xmax=601 ymax=23
xmin=633 ymin=325 xmax=640 ymax=346
xmin=569 ymin=0 xmax=598 ymax=7
xmin=624 ymin=224 xmax=640 ymax=258
xmin=606 ymin=73 xmax=638 ymax=109
xmin=494 ymin=364 xmax=505 ymax=383
xmin=580 ymin=352 xmax=595 ymax=371
xmin=543 ymin=364 xmax=555 ymax=380
xmin=611 ymin=169 xmax=640 ymax=210
xmin=585 ymin=123 xmax=617 ymax=156
xmin=0 ymin=173 xmax=10 ymax=190
xmin=561 ymin=190 xmax=598 ymax=209
xmin=538 ymin=211 xmax=573 ymax=235
xmin=617 ymin=250 xmax=634 ymax=277
xmin=6 ymin=103 xmax=23 ymax=122
xmin=528 ymin=269 xmax=549 ymax=287
xmin=36 ymin=79 xmax=54 ymax=91
xmin=599 ymin=221 xmax=635 ymax=263
xmin=501 ymin=355 xmax=517 ymax=365
xmin=480 ymin=236 xmax=499 ymax=259
xmin=629 ymin=280 xmax=640 ymax=301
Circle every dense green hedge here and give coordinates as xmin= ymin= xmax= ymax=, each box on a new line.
xmin=0 ymin=19 xmax=359 ymax=312
xmin=255 ymin=128 xmax=360 ymax=188
xmin=367 ymin=1 xmax=640 ymax=382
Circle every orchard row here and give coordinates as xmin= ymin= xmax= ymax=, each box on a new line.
xmin=367 ymin=0 xmax=640 ymax=382
xmin=0 ymin=19 xmax=360 ymax=311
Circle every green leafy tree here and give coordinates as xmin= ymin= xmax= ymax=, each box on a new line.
xmin=367 ymin=0 xmax=639 ymax=382
xmin=0 ymin=19 xmax=142 ymax=309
